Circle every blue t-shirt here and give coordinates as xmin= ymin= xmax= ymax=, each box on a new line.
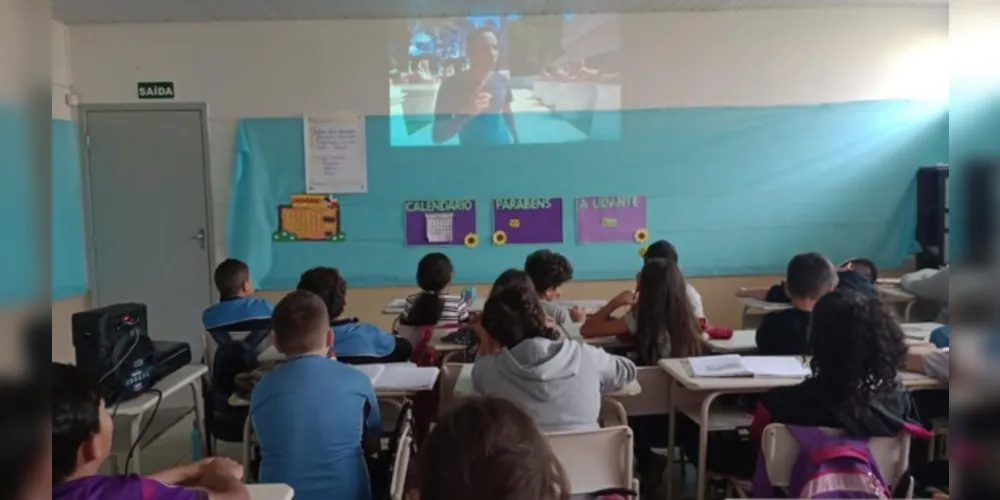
xmin=251 ymin=355 xmax=381 ymax=500
xmin=434 ymin=70 xmax=513 ymax=145
xmin=202 ymin=297 xmax=273 ymax=331
xmin=332 ymin=319 xmax=397 ymax=358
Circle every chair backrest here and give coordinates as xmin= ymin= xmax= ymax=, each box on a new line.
xmin=616 ymin=366 xmax=670 ymax=417
xmin=390 ymin=428 xmax=413 ymax=500
xmin=438 ymin=362 xmax=465 ymax=412
xmin=599 ymin=398 xmax=627 ymax=428
xmin=546 ymin=426 xmax=634 ymax=495
xmin=761 ymin=424 xmax=912 ymax=487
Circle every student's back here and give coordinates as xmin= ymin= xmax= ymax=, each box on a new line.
xmin=203 ymin=259 xmax=273 ymax=332
xmin=472 ymin=286 xmax=636 ymax=433
xmin=251 ymin=356 xmax=378 ymax=500
xmin=250 ymin=290 xmax=380 ymax=500
xmin=756 ymin=253 xmax=839 ymax=356
xmin=402 ymin=252 xmax=470 ymax=326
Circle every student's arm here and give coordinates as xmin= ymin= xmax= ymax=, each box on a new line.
xmin=456 ymin=298 xmax=470 ymax=322
xmin=901 ymin=267 xmax=949 ymax=304
xmin=198 ymin=459 xmax=250 ymax=500
xmin=584 ymin=344 xmax=637 ymax=393
xmin=735 ymin=287 xmax=768 ymax=300
xmin=908 ymin=347 xmax=950 ymax=382
xmin=362 ymin=381 xmax=383 ymax=455
xmin=580 ymin=291 xmax=634 ymax=338
xmin=147 ymin=459 xmax=248 ymax=500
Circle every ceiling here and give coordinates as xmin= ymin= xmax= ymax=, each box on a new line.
xmin=53 ymin=0 xmax=946 ymax=24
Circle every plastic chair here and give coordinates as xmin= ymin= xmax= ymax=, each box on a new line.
xmin=390 ymin=429 xmax=413 ymax=500
xmin=755 ymin=424 xmax=914 ymax=498
xmin=437 ymin=362 xmax=465 ymax=414
xmin=546 ymin=425 xmax=639 ymax=495
xmin=616 ymin=366 xmax=670 ymax=417
xmin=599 ymin=398 xmax=628 ymax=428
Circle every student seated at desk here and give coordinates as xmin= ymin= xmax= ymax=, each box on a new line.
xmin=400 ymin=252 xmax=470 ymax=327
xmin=524 ymin=249 xmax=586 ymax=325
xmin=202 ymin=258 xmax=273 ymax=332
xmin=678 ymin=289 xmax=931 ymax=480
xmin=51 ymin=363 xmax=249 ymax=500
xmin=901 ymin=265 xmax=949 ymax=322
xmin=754 ymin=253 xmax=839 ymax=355
xmin=472 ymin=285 xmax=637 ymax=433
xmin=251 ymin=290 xmax=382 ymax=500
xmin=580 ymin=258 xmax=703 ymax=363
xmin=737 ymin=255 xmax=876 ymax=305
xmin=412 ymin=396 xmax=570 ymax=500
xmin=297 ymin=266 xmax=413 ymax=364
xmin=642 ymin=239 xmax=705 ymax=318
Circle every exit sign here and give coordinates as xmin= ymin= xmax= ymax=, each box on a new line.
xmin=137 ymin=82 xmax=175 ymax=99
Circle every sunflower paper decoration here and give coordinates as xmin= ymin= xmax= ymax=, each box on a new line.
xmin=492 ymin=230 xmax=508 ymax=246
xmin=634 ymin=228 xmax=650 ymax=244
xmin=463 ymin=233 xmax=479 ymax=248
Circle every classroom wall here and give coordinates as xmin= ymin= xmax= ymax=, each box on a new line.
xmin=66 ymin=8 xmax=945 ymax=328
xmin=52 ymin=20 xmax=90 ymax=363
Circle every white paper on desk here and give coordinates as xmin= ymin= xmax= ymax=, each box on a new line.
xmin=351 ymin=364 xmax=386 ymax=383
xmin=425 ymin=213 xmax=454 ymax=243
xmin=741 ymin=356 xmax=811 ymax=378
xmin=375 ymin=366 xmax=440 ymax=390
xmin=688 ymin=355 xmax=753 ymax=378
xmin=388 ymin=298 xmax=407 ymax=309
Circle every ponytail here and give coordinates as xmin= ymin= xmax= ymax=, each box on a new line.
xmin=405 ymin=291 xmax=445 ymax=326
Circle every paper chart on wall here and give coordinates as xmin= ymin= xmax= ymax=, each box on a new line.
xmin=304 ymin=113 xmax=368 ymax=194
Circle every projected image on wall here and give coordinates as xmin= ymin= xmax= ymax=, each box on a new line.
xmin=388 ymin=14 xmax=621 ymax=146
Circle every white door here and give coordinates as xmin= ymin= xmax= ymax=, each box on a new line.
xmin=83 ymin=106 xmax=214 ymax=359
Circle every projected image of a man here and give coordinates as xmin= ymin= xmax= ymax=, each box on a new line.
xmin=432 ymin=27 xmax=520 ymax=145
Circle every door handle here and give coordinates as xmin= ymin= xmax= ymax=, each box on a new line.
xmin=189 ymin=229 xmax=206 ymax=249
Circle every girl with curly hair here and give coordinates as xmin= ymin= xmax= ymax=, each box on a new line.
xmin=679 ymin=288 xmax=931 ymax=479
xmin=471 ymin=285 xmax=637 ymax=433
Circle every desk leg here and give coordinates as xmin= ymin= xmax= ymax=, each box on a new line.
xmin=665 ymin=379 xmax=677 ymax=500
xmin=190 ymin=381 xmax=208 ymax=458
xmin=696 ymin=392 xmax=723 ymax=500
xmin=129 ymin=415 xmax=143 ymax=474
xmin=904 ymin=300 xmax=916 ymax=322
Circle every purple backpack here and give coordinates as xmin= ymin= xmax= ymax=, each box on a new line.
xmin=751 ymin=426 xmax=892 ymax=499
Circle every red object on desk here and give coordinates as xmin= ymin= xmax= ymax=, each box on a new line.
xmin=700 ymin=318 xmax=733 ymax=340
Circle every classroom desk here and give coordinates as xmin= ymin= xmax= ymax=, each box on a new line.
xmin=738 ymin=284 xmax=921 ymax=325
xmin=561 ymin=321 xmax=629 ymax=349
xmin=658 ymin=358 xmax=945 ymax=500
xmin=877 ymin=283 xmax=920 ymax=320
xmin=452 ymin=363 xmax=641 ymax=398
xmin=112 ymin=365 xmax=208 ymax=474
xmin=701 ymin=330 xmax=757 ymax=354
xmin=381 ymin=297 xmax=607 ymax=315
xmin=702 ymin=322 xmax=943 ymax=355
xmin=247 ymin=484 xmax=293 ymax=500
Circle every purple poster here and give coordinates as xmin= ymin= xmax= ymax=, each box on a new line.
xmin=576 ymin=196 xmax=647 ymax=243
xmin=404 ymin=200 xmax=477 ymax=246
xmin=492 ymin=198 xmax=563 ymax=245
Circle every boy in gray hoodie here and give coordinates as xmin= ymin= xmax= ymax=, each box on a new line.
xmin=472 ymin=284 xmax=637 ymax=433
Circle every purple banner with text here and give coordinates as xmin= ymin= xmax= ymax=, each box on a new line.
xmin=404 ymin=199 xmax=477 ymax=246
xmin=576 ymin=196 xmax=647 ymax=243
xmin=492 ymin=198 xmax=563 ymax=245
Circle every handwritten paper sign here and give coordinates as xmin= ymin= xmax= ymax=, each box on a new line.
xmin=576 ymin=196 xmax=646 ymax=243
xmin=405 ymin=200 xmax=477 ymax=246
xmin=492 ymin=198 xmax=563 ymax=244
xmin=304 ymin=114 xmax=367 ymax=194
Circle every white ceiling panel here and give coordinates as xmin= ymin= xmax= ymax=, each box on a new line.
xmin=53 ymin=0 xmax=947 ymax=24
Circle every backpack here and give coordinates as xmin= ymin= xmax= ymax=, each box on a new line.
xmin=206 ymin=329 xmax=271 ymax=442
xmin=752 ymin=426 xmax=892 ymax=499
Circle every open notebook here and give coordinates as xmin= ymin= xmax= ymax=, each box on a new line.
xmin=688 ymin=355 xmax=811 ymax=378
xmin=351 ymin=363 xmax=440 ymax=390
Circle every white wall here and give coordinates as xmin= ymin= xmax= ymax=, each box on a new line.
xmin=67 ymin=7 xmax=949 ymax=259
xmin=52 ymin=20 xmax=73 ymax=120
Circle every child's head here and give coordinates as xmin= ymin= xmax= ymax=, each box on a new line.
xmin=214 ymin=258 xmax=253 ymax=299
xmin=296 ymin=267 xmax=347 ymax=322
xmin=0 ymin=382 xmax=50 ymax=500
xmin=643 ymin=239 xmax=679 ymax=264
xmin=272 ymin=290 xmax=333 ymax=356
xmin=481 ymin=286 xmax=560 ymax=349
xmin=635 ymin=258 xmax=703 ymax=363
xmin=524 ymin=250 xmax=573 ymax=301
xmin=839 ymin=257 xmax=878 ymax=283
xmin=406 ymin=253 xmax=455 ymax=325
xmin=784 ymin=252 xmax=838 ymax=307
xmin=489 ymin=268 xmax=533 ymax=297
xmin=52 ymin=362 xmax=113 ymax=485
xmin=415 ymin=396 xmax=569 ymax=500
xmin=808 ymin=288 xmax=906 ymax=409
